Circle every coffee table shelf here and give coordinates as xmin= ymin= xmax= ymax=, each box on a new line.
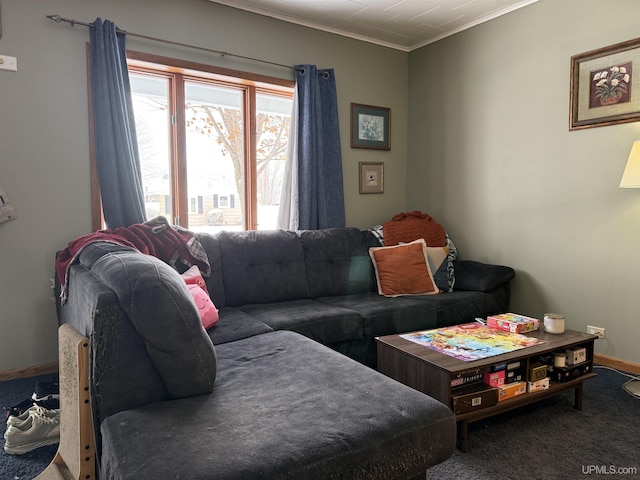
xmin=376 ymin=328 xmax=597 ymax=451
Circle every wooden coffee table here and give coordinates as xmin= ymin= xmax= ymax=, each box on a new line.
xmin=376 ymin=328 xmax=597 ymax=451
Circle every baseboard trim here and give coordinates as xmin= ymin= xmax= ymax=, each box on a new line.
xmin=594 ymin=354 xmax=640 ymax=375
xmin=0 ymin=362 xmax=59 ymax=382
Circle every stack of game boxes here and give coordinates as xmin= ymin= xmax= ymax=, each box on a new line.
xmin=485 ymin=360 xmax=529 ymax=401
xmin=450 ymin=358 xmax=532 ymax=414
xmin=486 ymin=313 xmax=540 ymax=334
xmin=539 ymin=346 xmax=590 ymax=383
xmin=527 ymin=360 xmax=550 ymax=393
xmin=450 ymin=354 xmax=561 ymax=414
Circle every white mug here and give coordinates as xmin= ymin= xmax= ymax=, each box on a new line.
xmin=544 ymin=313 xmax=565 ymax=334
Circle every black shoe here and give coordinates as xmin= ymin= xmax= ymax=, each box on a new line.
xmin=31 ymin=379 xmax=59 ymax=403
xmin=34 ymin=398 xmax=60 ymax=410
xmin=3 ymin=398 xmax=34 ymax=420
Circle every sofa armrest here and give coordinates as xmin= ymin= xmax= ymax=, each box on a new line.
xmin=60 ymin=244 xmax=217 ymax=405
xmin=453 ymin=260 xmax=515 ymax=292
xmin=88 ymin=251 xmax=217 ymax=399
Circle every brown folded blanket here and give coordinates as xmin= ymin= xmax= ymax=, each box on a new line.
xmin=383 ymin=210 xmax=446 ymax=247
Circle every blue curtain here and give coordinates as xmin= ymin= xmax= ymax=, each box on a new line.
xmin=291 ymin=64 xmax=345 ymax=230
xmin=90 ymin=18 xmax=146 ymax=228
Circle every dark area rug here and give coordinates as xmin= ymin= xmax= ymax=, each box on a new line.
xmin=1 ymin=375 xmax=59 ymax=480
xmin=1 ymin=368 xmax=638 ymax=480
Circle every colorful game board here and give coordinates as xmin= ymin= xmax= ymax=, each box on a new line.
xmin=400 ymin=322 xmax=544 ymax=362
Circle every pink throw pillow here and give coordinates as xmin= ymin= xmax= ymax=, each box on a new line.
xmin=181 ymin=265 xmax=208 ymax=293
xmin=187 ymin=284 xmax=219 ymax=329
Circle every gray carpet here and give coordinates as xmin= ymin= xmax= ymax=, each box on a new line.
xmin=1 ymin=368 xmax=638 ymax=480
xmin=0 ymin=375 xmax=59 ymax=480
xmin=427 ymin=366 xmax=640 ymax=480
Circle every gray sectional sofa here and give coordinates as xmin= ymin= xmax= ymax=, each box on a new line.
xmin=55 ymin=226 xmax=515 ymax=479
xmin=201 ymin=227 xmax=515 ymax=366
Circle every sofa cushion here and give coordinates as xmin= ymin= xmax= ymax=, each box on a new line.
xmin=217 ymin=230 xmax=310 ymax=306
xmin=100 ymin=331 xmax=455 ymax=480
xmin=369 ymin=239 xmax=440 ymax=297
xmin=89 ymin=251 xmax=217 ymax=399
xmin=195 ymin=233 xmax=227 ymax=308
xmin=318 ymin=293 xmax=439 ymax=337
xmin=299 ymin=227 xmax=375 ymax=297
xmin=238 ymin=299 xmax=363 ymax=343
xmin=404 ymin=289 xmax=511 ymax=328
xmin=453 ymin=260 xmax=516 ymax=292
xmin=206 ymin=307 xmax=274 ymax=345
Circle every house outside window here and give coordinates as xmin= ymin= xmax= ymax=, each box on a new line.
xmin=124 ymin=51 xmax=294 ymax=232
xmin=189 ymin=196 xmax=203 ymax=214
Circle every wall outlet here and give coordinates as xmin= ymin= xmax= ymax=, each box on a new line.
xmin=587 ymin=325 xmax=606 ymax=339
xmin=0 ymin=55 xmax=18 ymax=72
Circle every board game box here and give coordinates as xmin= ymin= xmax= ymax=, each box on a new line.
xmin=486 ymin=313 xmax=540 ymax=333
xmin=497 ymin=381 xmax=527 ymax=401
xmin=451 ymin=383 xmax=499 ymax=414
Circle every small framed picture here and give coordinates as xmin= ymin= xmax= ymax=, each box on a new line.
xmin=351 ymin=103 xmax=391 ymax=150
xmin=359 ymin=162 xmax=384 ymax=194
xmin=570 ymin=37 xmax=640 ymax=130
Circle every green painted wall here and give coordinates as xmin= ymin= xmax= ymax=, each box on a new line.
xmin=4 ymin=0 xmax=639 ymax=371
xmin=0 ymin=0 xmax=407 ymax=371
xmin=408 ymin=0 xmax=640 ymax=363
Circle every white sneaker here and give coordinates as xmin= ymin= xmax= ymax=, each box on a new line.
xmin=6 ymin=405 xmax=59 ymax=428
xmin=3 ymin=407 xmax=60 ymax=454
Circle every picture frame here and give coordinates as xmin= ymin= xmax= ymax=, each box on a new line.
xmin=359 ymin=162 xmax=384 ymax=194
xmin=351 ymin=103 xmax=391 ymax=150
xmin=570 ymin=37 xmax=640 ymax=130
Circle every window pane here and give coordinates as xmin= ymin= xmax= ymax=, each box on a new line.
xmin=256 ymin=92 xmax=292 ymax=230
xmin=185 ymin=81 xmax=244 ymax=232
xmin=130 ymin=73 xmax=172 ymax=222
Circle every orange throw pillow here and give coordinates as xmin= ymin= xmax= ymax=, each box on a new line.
xmin=369 ymin=239 xmax=440 ymax=297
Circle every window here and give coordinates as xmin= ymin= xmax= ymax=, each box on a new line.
xmin=121 ymin=52 xmax=294 ymax=232
xmin=189 ymin=196 xmax=203 ymax=214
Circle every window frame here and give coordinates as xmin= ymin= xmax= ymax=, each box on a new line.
xmin=89 ymin=49 xmax=294 ymax=231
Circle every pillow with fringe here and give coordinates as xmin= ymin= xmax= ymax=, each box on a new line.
xmin=369 ymin=239 xmax=440 ymax=297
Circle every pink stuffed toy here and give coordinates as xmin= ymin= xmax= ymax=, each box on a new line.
xmin=187 ymin=284 xmax=219 ymax=329
xmin=181 ymin=265 xmax=209 ymax=292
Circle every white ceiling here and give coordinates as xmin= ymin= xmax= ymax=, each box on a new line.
xmin=209 ymin=0 xmax=538 ymax=51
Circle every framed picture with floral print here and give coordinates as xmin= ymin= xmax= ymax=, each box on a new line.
xmin=351 ymin=103 xmax=391 ymax=150
xmin=570 ymin=37 xmax=640 ymax=130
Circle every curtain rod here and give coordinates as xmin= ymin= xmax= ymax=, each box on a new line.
xmin=46 ymin=14 xmax=298 ymax=71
